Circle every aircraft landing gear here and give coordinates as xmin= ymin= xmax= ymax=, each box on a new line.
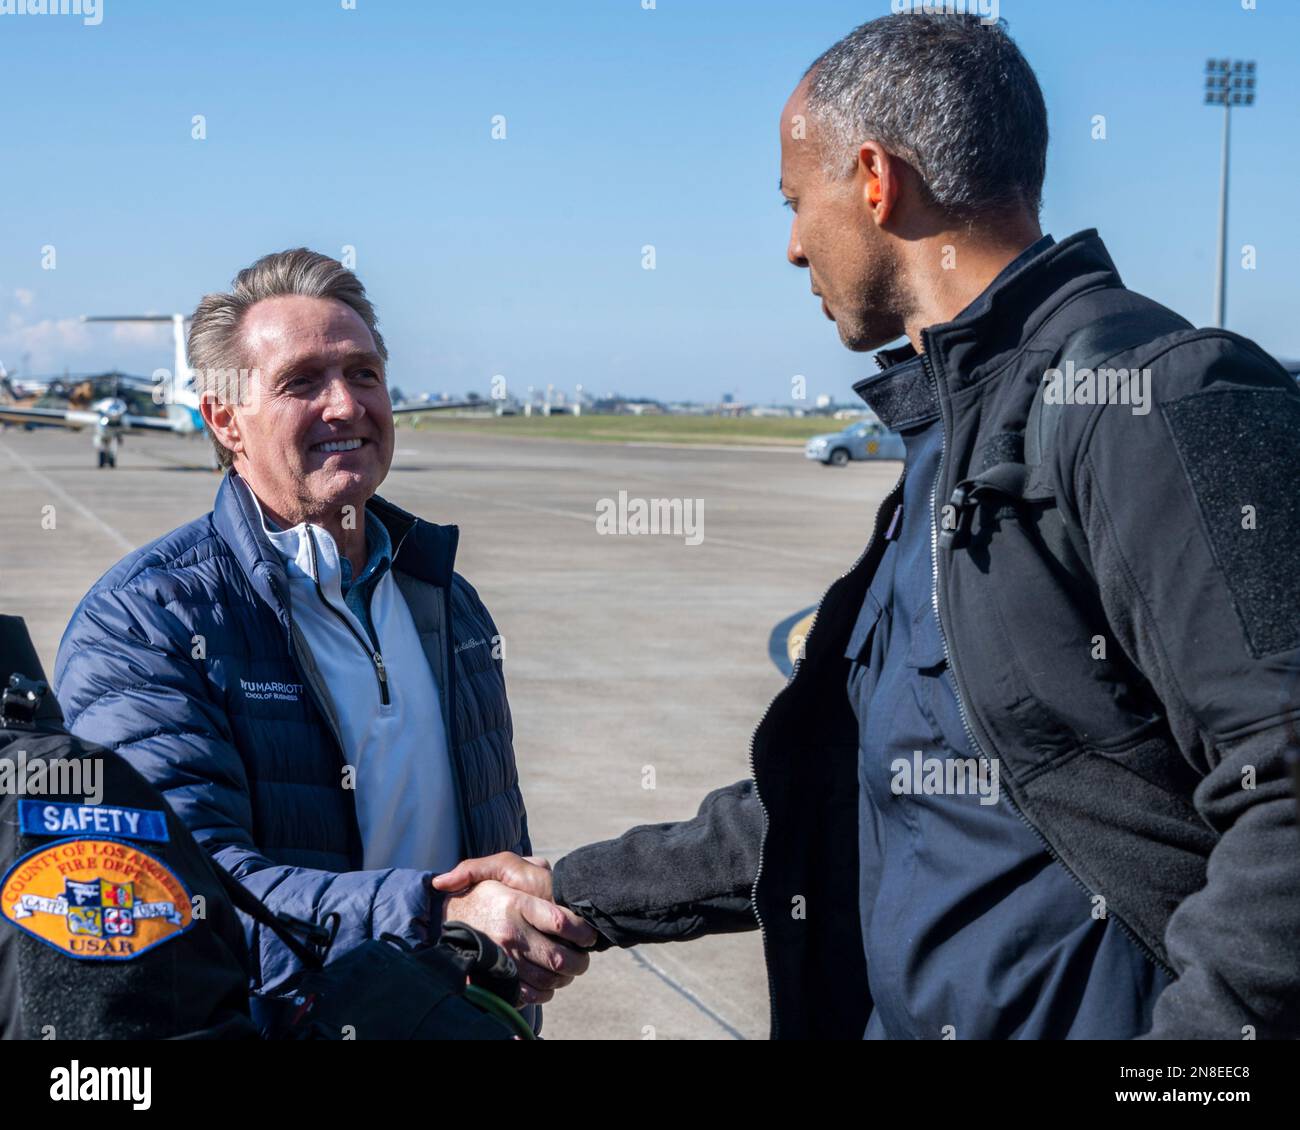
xmin=93 ymin=427 xmax=121 ymax=469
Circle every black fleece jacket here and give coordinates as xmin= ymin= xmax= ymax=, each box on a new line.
xmin=553 ymin=231 xmax=1300 ymax=1040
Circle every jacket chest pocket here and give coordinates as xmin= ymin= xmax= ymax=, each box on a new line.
xmin=845 ymin=590 xmax=887 ymax=668
xmin=903 ymin=598 xmax=946 ymax=672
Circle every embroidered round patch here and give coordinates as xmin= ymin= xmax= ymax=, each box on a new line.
xmin=1 ymin=837 xmax=193 ymax=960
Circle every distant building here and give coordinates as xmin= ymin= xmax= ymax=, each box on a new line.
xmin=592 ymin=396 xmax=664 ymax=416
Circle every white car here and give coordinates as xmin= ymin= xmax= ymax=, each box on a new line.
xmin=805 ymin=420 xmax=905 ymax=466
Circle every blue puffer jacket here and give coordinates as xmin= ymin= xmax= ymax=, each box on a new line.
xmin=54 ymin=471 xmax=530 ymax=995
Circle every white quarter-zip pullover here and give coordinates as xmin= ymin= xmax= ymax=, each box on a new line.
xmin=251 ymin=492 xmax=462 ymax=874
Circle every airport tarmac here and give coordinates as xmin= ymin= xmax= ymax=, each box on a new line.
xmin=0 ymin=425 xmax=902 ymax=1040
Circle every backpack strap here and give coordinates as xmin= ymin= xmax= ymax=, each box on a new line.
xmin=938 ymin=307 xmax=1188 ymax=567
xmin=1024 ymin=309 xmax=1190 ymax=580
xmin=209 ymin=860 xmax=335 ymax=972
xmin=1025 ymin=309 xmax=1180 ymax=470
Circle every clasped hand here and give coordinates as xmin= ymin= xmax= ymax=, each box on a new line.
xmin=433 ymin=853 xmax=593 ymax=1005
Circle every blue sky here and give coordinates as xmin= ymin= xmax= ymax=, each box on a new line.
xmin=1 ymin=0 xmax=1295 ymax=405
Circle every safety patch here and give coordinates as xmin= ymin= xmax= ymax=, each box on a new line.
xmin=1162 ymin=387 xmax=1300 ymax=657
xmin=18 ymin=800 xmax=169 ymax=843
xmin=1 ymin=838 xmax=193 ymax=960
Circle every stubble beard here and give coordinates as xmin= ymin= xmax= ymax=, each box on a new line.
xmin=838 ymin=244 xmax=911 ymax=352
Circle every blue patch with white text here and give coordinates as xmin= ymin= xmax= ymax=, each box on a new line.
xmin=18 ymin=800 xmax=170 ymax=844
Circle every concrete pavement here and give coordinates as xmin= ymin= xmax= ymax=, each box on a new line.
xmin=0 ymin=425 xmax=900 ymax=1039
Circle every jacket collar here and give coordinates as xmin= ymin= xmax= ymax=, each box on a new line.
xmin=240 ymin=490 xmax=390 ymax=609
xmin=367 ymin=492 xmax=458 ymax=588
xmin=852 ymin=230 xmax=1121 ymax=425
xmin=923 ymin=228 xmax=1120 ymax=395
xmin=212 ymin=472 xmax=460 ymax=623
xmin=852 ymin=354 xmax=934 ymax=432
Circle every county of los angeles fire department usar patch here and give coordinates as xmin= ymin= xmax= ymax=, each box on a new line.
xmin=0 ymin=837 xmax=194 ymax=960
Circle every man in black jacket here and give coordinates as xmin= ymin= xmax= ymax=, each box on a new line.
xmin=436 ymin=12 xmax=1300 ymax=1039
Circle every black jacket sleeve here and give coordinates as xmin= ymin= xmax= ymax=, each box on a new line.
xmin=1071 ymin=332 xmax=1300 ymax=1039
xmin=550 ymin=779 xmax=763 ymax=948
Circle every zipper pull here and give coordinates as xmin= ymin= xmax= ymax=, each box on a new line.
xmin=884 ymin=501 xmax=905 ymax=541
xmin=938 ymin=482 xmax=976 ymax=551
xmin=373 ymin=651 xmax=390 ymax=705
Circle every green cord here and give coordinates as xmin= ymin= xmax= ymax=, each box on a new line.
xmin=464 ymin=984 xmax=538 ymax=1040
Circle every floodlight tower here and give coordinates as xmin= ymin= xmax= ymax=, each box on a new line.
xmin=1204 ymin=58 xmax=1256 ymax=328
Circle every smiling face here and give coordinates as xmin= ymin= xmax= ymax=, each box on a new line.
xmin=212 ymin=294 xmax=394 ymax=527
xmin=779 ymin=77 xmax=908 ymax=351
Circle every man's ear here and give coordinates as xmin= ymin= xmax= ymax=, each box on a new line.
xmin=857 ymin=142 xmax=898 ymax=225
xmin=199 ymin=393 xmax=242 ymax=458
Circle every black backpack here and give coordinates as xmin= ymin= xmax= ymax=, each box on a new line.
xmin=0 ymin=615 xmax=528 ymax=1041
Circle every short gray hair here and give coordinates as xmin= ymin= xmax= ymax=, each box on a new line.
xmin=188 ymin=249 xmax=387 ymax=468
xmin=804 ymin=12 xmax=1048 ymax=221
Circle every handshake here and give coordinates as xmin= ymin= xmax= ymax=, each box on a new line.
xmin=432 ymin=853 xmax=596 ymax=1005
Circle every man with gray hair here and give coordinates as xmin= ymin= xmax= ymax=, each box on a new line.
xmin=441 ymin=12 xmax=1300 ymax=1039
xmin=55 ymin=249 xmax=596 ymax=1016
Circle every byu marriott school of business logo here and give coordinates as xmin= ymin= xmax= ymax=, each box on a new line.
xmin=239 ymin=677 xmax=303 ymax=703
